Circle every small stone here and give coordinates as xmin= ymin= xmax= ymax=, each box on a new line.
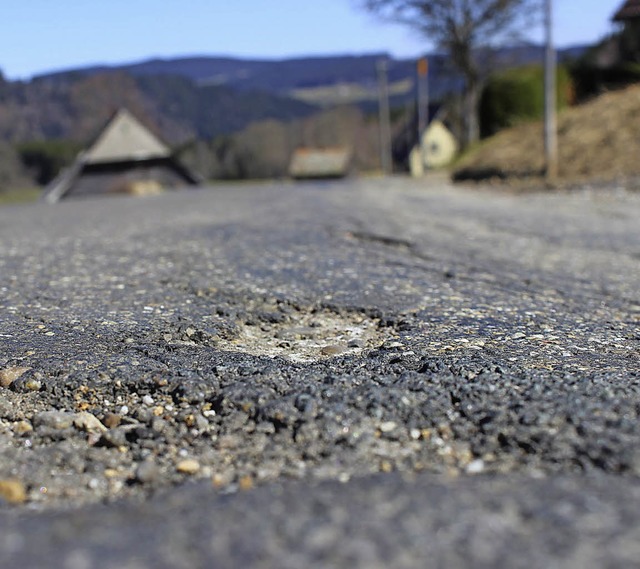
xmin=176 ymin=459 xmax=200 ymax=475
xmin=73 ymin=412 xmax=108 ymax=433
xmin=152 ymin=406 xmax=164 ymax=417
xmin=379 ymin=421 xmax=397 ymax=433
xmin=212 ymin=473 xmax=230 ymax=488
xmin=33 ymin=411 xmax=75 ymax=430
xmin=0 ymin=367 xmax=30 ymax=388
xmin=193 ymin=414 xmax=209 ymax=431
xmin=466 ymin=459 xmax=486 ymax=474
xmin=142 ymin=395 xmax=154 ymax=406
xmin=99 ymin=428 xmax=128 ymax=448
xmin=347 ymin=339 xmax=366 ymax=349
xmin=135 ymin=460 xmax=160 ymax=484
xmin=320 ymin=345 xmax=348 ymax=356
xmin=13 ymin=421 xmax=33 ymax=435
xmin=134 ymin=408 xmax=152 ymax=423
xmin=238 ymin=475 xmax=254 ymax=491
xmin=0 ymin=480 xmax=27 ymax=504
xmin=23 ymin=379 xmax=42 ymax=391
xmin=103 ymin=413 xmax=122 ymax=429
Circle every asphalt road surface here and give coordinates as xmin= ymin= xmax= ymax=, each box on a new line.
xmin=0 ymin=177 xmax=639 ymax=567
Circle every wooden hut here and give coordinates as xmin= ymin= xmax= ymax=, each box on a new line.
xmin=42 ymin=108 xmax=200 ymax=203
xmin=288 ymin=147 xmax=353 ymax=180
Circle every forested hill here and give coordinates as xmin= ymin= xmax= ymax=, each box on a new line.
xmin=35 ymin=45 xmax=588 ymax=99
xmin=35 ymin=46 xmax=587 ymax=94
xmin=37 ymin=54 xmax=415 ymax=93
xmin=0 ymin=71 xmax=316 ymax=143
xmin=0 ymin=45 xmax=588 ymax=145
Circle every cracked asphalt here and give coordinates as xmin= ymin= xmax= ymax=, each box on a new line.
xmin=0 ymin=177 xmax=639 ymax=567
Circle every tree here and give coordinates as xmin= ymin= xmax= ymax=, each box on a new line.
xmin=362 ymin=0 xmax=537 ymax=145
xmin=479 ymin=64 xmax=573 ymax=138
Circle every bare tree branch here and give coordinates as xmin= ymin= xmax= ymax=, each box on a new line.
xmin=361 ymin=0 xmax=538 ymax=145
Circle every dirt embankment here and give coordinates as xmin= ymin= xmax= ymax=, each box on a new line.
xmin=454 ymin=83 xmax=640 ymax=185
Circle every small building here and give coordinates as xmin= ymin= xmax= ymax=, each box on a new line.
xmin=614 ymin=0 xmax=640 ymax=21
xmin=409 ymin=119 xmax=459 ymax=177
xmin=394 ymin=106 xmax=459 ymax=177
xmin=42 ymin=108 xmax=200 ymax=203
xmin=613 ymin=0 xmax=640 ymax=62
xmin=288 ymin=147 xmax=352 ymax=180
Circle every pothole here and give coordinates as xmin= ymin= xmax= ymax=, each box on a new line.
xmin=216 ymin=307 xmax=395 ymax=363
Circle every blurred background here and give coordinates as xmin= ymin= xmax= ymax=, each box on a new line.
xmin=0 ymin=0 xmax=636 ymax=202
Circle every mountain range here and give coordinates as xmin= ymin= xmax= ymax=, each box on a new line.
xmin=0 ymin=45 xmax=589 ymax=145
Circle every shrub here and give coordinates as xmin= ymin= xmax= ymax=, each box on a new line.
xmin=16 ymin=139 xmax=82 ymax=185
xmin=479 ymin=65 xmax=573 ymax=138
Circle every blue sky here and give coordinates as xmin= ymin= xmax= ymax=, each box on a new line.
xmin=0 ymin=0 xmax=625 ymax=79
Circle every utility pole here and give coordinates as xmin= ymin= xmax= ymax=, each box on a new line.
xmin=377 ymin=58 xmax=392 ymax=175
xmin=417 ymin=57 xmax=429 ymax=173
xmin=544 ymin=0 xmax=558 ymax=181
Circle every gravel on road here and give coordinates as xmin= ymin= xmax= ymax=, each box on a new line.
xmin=0 ymin=177 xmax=639 ymax=567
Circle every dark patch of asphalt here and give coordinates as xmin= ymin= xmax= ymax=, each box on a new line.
xmin=0 ymin=178 xmax=639 ymax=567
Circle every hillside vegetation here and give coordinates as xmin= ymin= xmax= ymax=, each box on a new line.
xmin=454 ymin=83 xmax=640 ymax=183
xmin=0 ymin=72 xmax=315 ymax=143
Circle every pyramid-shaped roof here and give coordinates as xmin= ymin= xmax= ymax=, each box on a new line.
xmin=42 ymin=108 xmax=200 ymax=203
xmin=82 ymin=108 xmax=171 ymax=164
xmin=613 ymin=0 xmax=640 ymax=21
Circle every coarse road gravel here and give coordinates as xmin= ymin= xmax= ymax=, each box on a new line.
xmin=0 ymin=177 xmax=639 ymax=567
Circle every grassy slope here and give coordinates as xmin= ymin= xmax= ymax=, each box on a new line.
xmin=454 ymin=84 xmax=640 ymax=182
xmin=0 ymin=188 xmax=42 ymax=206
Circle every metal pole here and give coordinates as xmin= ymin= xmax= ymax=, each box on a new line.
xmin=377 ymin=58 xmax=392 ymax=175
xmin=544 ymin=0 xmax=558 ymax=180
xmin=417 ymin=58 xmax=429 ymax=172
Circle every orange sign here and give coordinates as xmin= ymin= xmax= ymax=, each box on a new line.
xmin=417 ymin=58 xmax=428 ymax=77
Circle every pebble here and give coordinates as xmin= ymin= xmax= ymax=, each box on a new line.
xmin=379 ymin=421 xmax=398 ymax=433
xmin=99 ymin=428 xmax=128 ymax=448
xmin=135 ymin=461 xmax=160 ymax=484
xmin=0 ymin=367 xmax=30 ymax=388
xmin=238 ymin=475 xmax=254 ymax=491
xmin=73 ymin=412 xmax=108 ymax=433
xmin=0 ymin=480 xmax=27 ymax=504
xmin=176 ymin=459 xmax=201 ymax=475
xmin=103 ymin=413 xmax=122 ymax=429
xmin=13 ymin=421 xmax=33 ymax=435
xmin=142 ymin=395 xmax=154 ymax=406
xmin=320 ymin=345 xmax=348 ymax=356
xmin=23 ymin=379 xmax=42 ymax=392
xmin=466 ymin=459 xmax=486 ymax=474
xmin=33 ymin=411 xmax=75 ymax=430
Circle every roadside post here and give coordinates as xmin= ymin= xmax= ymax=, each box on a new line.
xmin=417 ymin=57 xmax=429 ymax=173
xmin=544 ymin=0 xmax=558 ymax=181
